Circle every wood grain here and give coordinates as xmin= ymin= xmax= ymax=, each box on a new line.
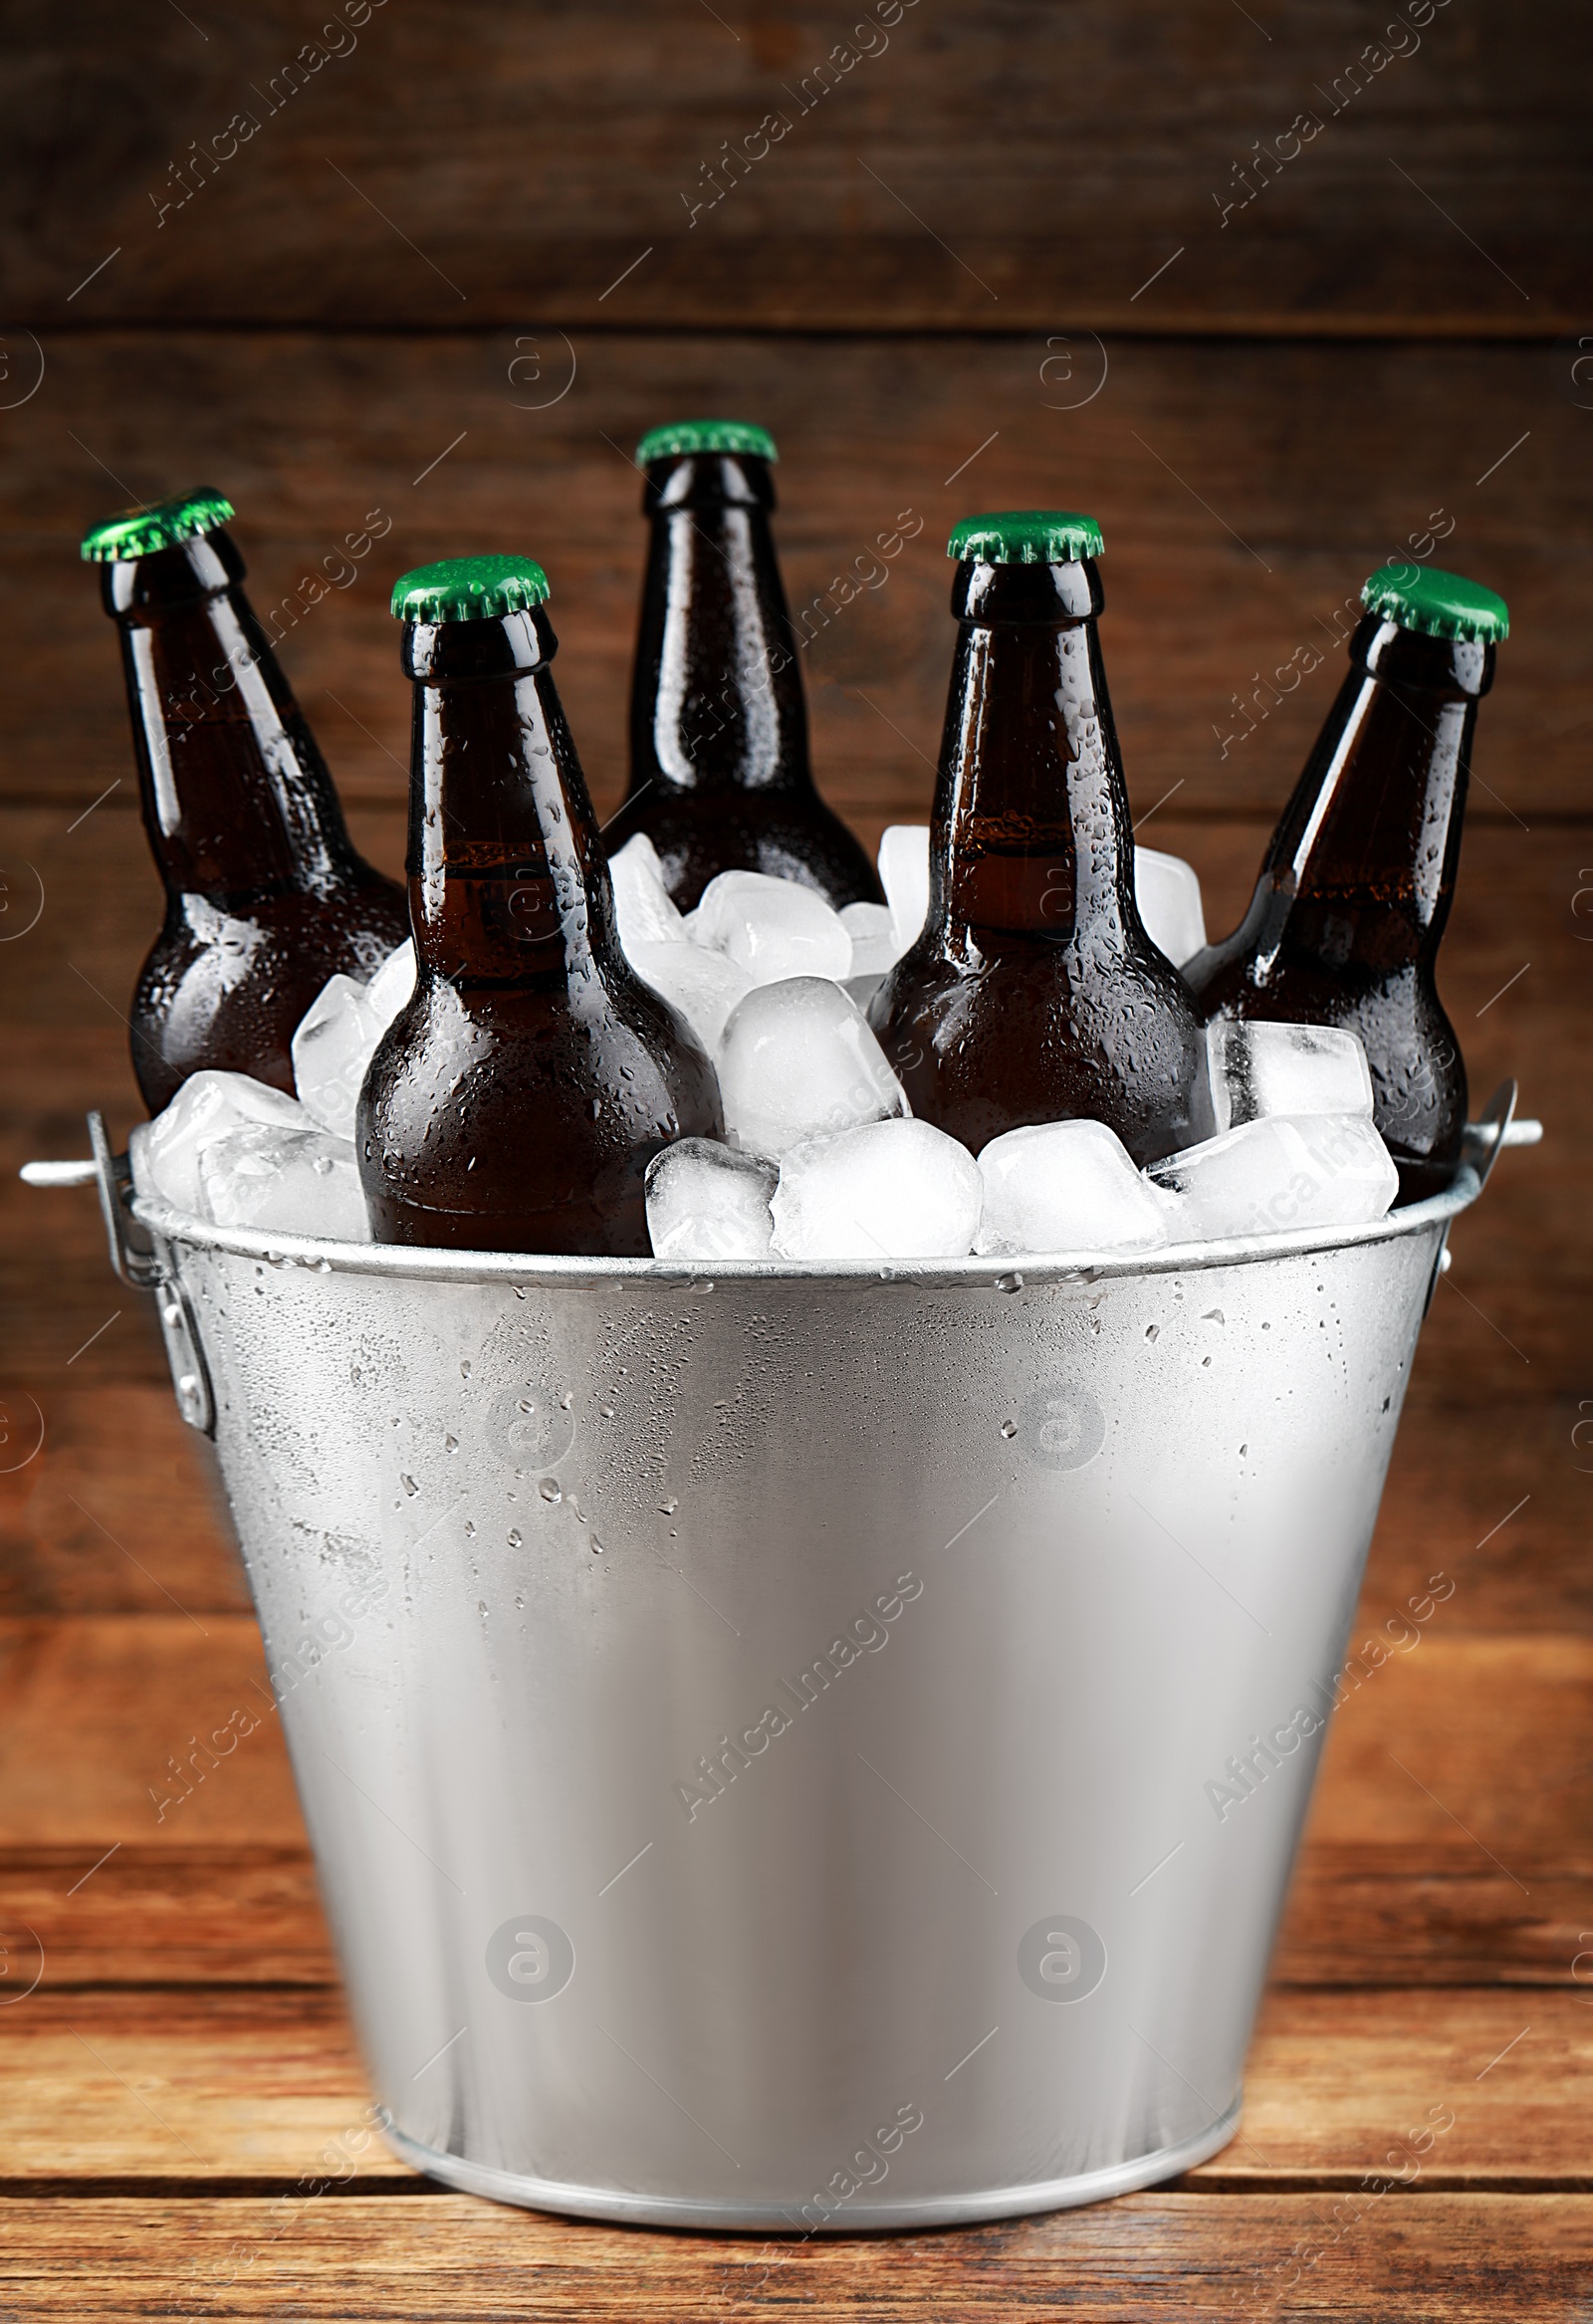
xmin=0 ymin=335 xmax=1585 ymax=819
xmin=0 ymin=1617 xmax=300 ymax=1847
xmin=1 ymin=95 xmax=1585 ymax=2296
xmin=0 ymin=1368 xmax=1577 ymax=1625
xmin=0 ymin=1985 xmax=1587 ymax=2189
xmin=12 ymin=1836 xmax=1593 ymax=1993
xmin=5 ymin=1624 xmax=1593 ymax=1990
xmin=3 ymin=2192 xmax=1593 ymax=2316
xmin=5 ymin=2 xmax=1587 ymax=331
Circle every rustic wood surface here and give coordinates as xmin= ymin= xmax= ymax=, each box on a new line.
xmin=5 ymin=2 xmax=1588 ymax=332
xmin=1 ymin=6 xmax=1588 ymax=2298
xmin=2 ymin=335 xmax=1587 ymax=820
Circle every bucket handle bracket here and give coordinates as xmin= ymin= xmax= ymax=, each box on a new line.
xmin=86 ymin=1111 xmax=215 ymax=1437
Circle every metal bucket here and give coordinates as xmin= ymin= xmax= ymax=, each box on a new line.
xmin=38 ymin=1101 xmax=1519 ymax=2230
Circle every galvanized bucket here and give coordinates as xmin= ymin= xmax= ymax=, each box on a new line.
xmin=33 ymin=1094 xmax=1522 ymax=2230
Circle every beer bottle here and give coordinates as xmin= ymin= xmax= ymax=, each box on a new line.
xmin=85 ymin=490 xmax=408 ymax=1113
xmin=358 ymin=557 xmax=723 ymax=1255
xmin=1184 ymin=564 xmax=1508 ymax=1203
xmin=869 ymin=511 xmax=1205 ymax=1164
xmin=602 ymin=419 xmax=884 ymax=911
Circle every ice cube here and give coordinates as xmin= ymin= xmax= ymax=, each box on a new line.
xmin=198 ymin=1120 xmax=372 ymax=1242
xmin=976 ymin=1119 xmax=1172 ymax=1258
xmin=717 ymin=977 xmax=909 ymax=1158
xmin=365 ymin=938 xmax=416 ymax=1028
xmin=626 ymin=940 xmax=750 ymax=1059
xmin=1133 ymin=846 xmax=1208 ymax=968
xmin=878 ymin=824 xmax=930 ymax=955
xmin=645 ymin=1138 xmax=777 ymax=1262
xmin=609 ymin=832 xmax=687 ymax=950
xmin=686 ymin=869 xmax=852 ymax=986
xmin=129 ymin=1069 xmax=310 ymax=1216
xmin=772 ymin=1119 xmax=982 ymax=1261
xmin=292 ymin=973 xmax=384 ymax=1139
xmin=1145 ymin=1113 xmax=1398 ymax=1242
xmin=839 ymin=901 xmax=899 ymax=978
xmin=1207 ymin=1019 xmax=1374 ymax=1134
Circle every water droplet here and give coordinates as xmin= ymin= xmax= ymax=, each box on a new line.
xmin=1203 ymin=1308 xmax=1225 ymax=1325
xmin=1000 ymin=1420 xmax=1018 ymax=1440
xmin=464 ymin=1519 xmax=477 ymax=1538
xmin=460 ymin=1360 xmax=473 ymax=1379
xmin=401 ymin=1475 xmax=419 ymax=1498
xmin=591 ymin=1538 xmax=604 ymax=1554
xmin=508 ymin=1529 xmax=523 ymax=1549
xmin=515 ymin=1594 xmax=526 ymax=1610
xmin=1239 ymin=1443 xmax=1249 ymax=1457
xmin=539 ymin=1477 xmax=562 ymax=1504
xmin=599 ymin=1405 xmax=615 ymax=1420
xmin=659 ymin=1498 xmax=678 ymax=1514
xmin=995 ymin=1273 xmax=1024 ymax=1294
xmin=1145 ymin=1323 xmax=1160 ymax=1342
xmin=445 ymin=1432 xmax=459 ymax=1453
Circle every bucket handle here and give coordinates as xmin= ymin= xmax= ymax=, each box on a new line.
xmin=1464 ymin=1078 xmax=1521 ymax=1195
xmin=1422 ymin=1078 xmax=1520 ymax=1322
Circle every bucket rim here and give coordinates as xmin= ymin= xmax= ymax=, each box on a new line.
xmin=128 ymin=1165 xmax=1478 ymax=1291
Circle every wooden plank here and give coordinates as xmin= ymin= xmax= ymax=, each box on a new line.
xmin=3 ymin=1626 xmax=1591 ymax=1865
xmin=1276 ymin=1847 xmax=1593 ymax=1989
xmin=3 ymin=2192 xmax=1593 ymax=2316
xmin=14 ymin=1834 xmax=1593 ymax=1992
xmin=0 ymin=1617 xmax=302 ymax=1847
xmin=0 ymin=1387 xmax=250 ymax=1619
xmin=4 ymin=1626 xmax=1593 ymax=1987
xmin=0 ymin=1985 xmax=1588 ymax=2189
xmin=0 ymin=334 xmax=1585 ymax=819
xmin=9 ymin=3 xmax=1588 ymax=331
xmin=0 ymin=1846 xmax=335 ymax=1986
xmin=0 ymin=1369 xmax=1573 ymax=1627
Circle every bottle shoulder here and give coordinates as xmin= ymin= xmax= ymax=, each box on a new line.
xmin=368 ymin=964 xmax=716 ymax=1104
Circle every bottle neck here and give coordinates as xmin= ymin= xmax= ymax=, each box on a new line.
xmin=1252 ymin=614 xmax=1491 ymax=977
xmin=402 ymin=606 xmax=617 ymax=992
xmin=103 ymin=530 xmax=362 ymax=904
xmin=628 ymin=451 xmax=811 ymax=799
xmin=927 ymin=557 xmax=1137 ymax=950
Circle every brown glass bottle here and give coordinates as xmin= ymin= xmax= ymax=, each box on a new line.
xmin=601 ymin=420 xmax=884 ymax=911
xmin=86 ymin=491 xmax=408 ymax=1113
xmin=1184 ymin=564 xmax=1508 ymax=1204
xmin=358 ymin=557 xmax=723 ymax=1255
xmin=869 ymin=512 xmax=1205 ymax=1165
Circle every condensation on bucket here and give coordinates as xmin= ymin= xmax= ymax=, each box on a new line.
xmin=116 ymin=1166 xmax=1475 ymax=2229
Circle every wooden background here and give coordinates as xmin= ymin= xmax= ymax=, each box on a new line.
xmin=2 ymin=2 xmax=1592 ymax=2313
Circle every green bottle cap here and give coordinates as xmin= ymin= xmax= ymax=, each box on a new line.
xmin=634 ymin=419 xmax=779 ymax=466
xmin=1360 ymin=563 xmax=1508 ymax=643
xmin=390 ymin=555 xmax=551 ymax=624
xmin=80 ymin=488 xmax=235 ymax=563
xmin=947 ymin=509 xmax=1105 ymax=566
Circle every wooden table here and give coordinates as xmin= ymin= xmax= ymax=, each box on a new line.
xmin=3 ymin=4 xmax=1590 ymax=2312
